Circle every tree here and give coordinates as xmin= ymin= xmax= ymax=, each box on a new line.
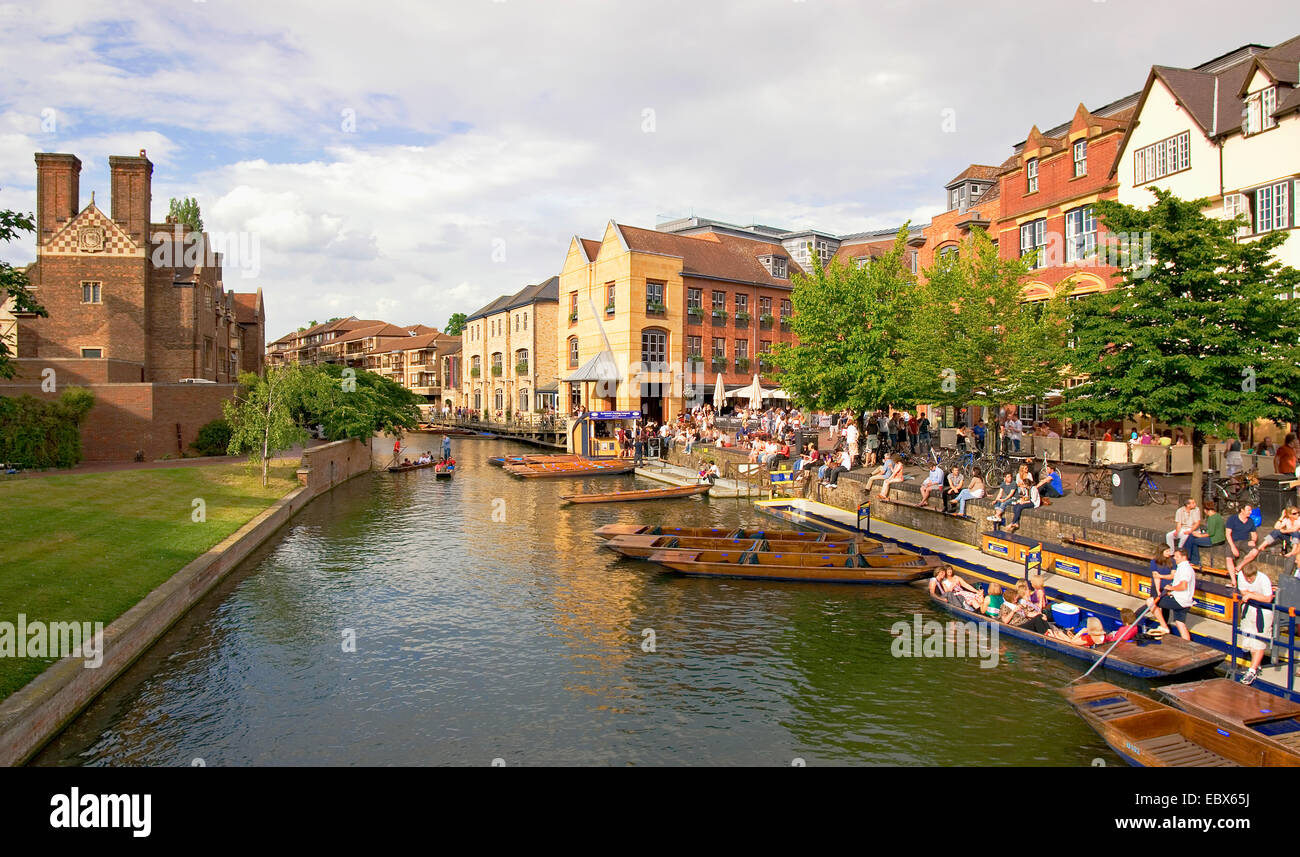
xmin=0 ymin=209 xmax=47 ymax=378
xmin=298 ymin=364 xmax=424 ymax=441
xmin=771 ymin=229 xmax=918 ymax=412
xmin=224 ymin=365 xmax=309 ymax=487
xmin=899 ymin=228 xmax=1069 ymax=425
xmin=168 ymin=197 xmax=203 ymax=232
xmin=445 ymin=313 xmax=467 ymax=336
xmin=1056 ymin=188 xmax=1300 ymax=499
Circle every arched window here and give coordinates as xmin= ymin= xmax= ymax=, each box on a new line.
xmin=515 ymin=348 xmax=529 ymax=375
xmin=641 ymin=328 xmax=667 ymax=370
xmin=474 ymin=391 xmax=482 ymax=411
xmin=470 ymin=355 xmax=481 ymax=378
xmin=568 ymin=337 xmax=579 ymax=368
xmin=494 ymin=389 xmax=504 ymax=411
xmin=491 ymin=352 xmax=503 ymax=376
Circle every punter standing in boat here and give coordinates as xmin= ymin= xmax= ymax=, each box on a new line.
xmin=441 ymin=434 xmax=451 ymax=462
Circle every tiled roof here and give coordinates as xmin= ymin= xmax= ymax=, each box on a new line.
xmin=229 ymin=292 xmax=261 ymax=325
xmin=946 ymin=164 xmax=1002 ymax=186
xmin=580 ymin=239 xmax=602 ymax=261
xmin=505 ymin=275 xmax=560 ymax=310
xmin=614 ymin=224 xmax=806 ymax=286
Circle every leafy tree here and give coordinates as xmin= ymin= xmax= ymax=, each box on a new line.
xmin=168 ymin=197 xmax=203 ymax=232
xmin=224 ymin=365 xmax=309 ymax=486
xmin=0 ymin=209 xmax=47 ymax=379
xmin=899 ymin=228 xmax=1069 ymax=424
xmin=0 ymin=387 xmax=94 ymax=468
xmin=190 ymin=418 xmax=233 ymax=457
xmin=771 ymin=229 xmax=918 ymax=412
xmin=1056 ymin=188 xmax=1300 ymax=498
xmin=445 ymin=312 xmax=467 ymax=336
xmin=298 ymin=363 xmax=424 ymax=441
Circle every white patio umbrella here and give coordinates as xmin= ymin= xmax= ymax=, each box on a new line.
xmin=713 ymin=373 xmax=725 ymax=408
xmin=744 ymin=373 xmax=763 ymax=408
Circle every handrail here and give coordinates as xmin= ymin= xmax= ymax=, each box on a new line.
xmin=1229 ymin=592 xmax=1298 ymax=693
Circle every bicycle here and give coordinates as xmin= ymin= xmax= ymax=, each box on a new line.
xmin=1074 ymin=457 xmax=1112 ymax=498
xmin=1134 ymin=464 xmax=1168 ymax=506
xmin=1206 ymin=468 xmax=1260 ymax=512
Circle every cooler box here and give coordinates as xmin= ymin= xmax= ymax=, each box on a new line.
xmin=1051 ymin=603 xmax=1080 ymax=631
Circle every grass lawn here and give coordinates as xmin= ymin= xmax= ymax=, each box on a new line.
xmin=0 ymin=462 xmax=299 ymax=701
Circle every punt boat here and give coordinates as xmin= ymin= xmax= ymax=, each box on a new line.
xmin=601 ymin=533 xmax=904 ymax=559
xmin=504 ymin=460 xmax=637 ymax=478
xmin=489 ymin=454 xmax=582 ymax=467
xmin=594 ymin=524 xmax=830 ymax=541
xmin=387 ymin=460 xmax=454 ymax=475
xmin=561 ymin=484 xmax=710 ymax=503
xmin=928 ymin=592 xmax=1224 ymax=679
xmin=643 ymin=547 xmax=941 ymax=584
xmin=1063 ymin=682 xmax=1300 ymax=766
xmin=1158 ymin=678 xmax=1300 ymax=757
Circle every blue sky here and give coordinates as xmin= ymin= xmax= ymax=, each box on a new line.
xmin=2 ymin=0 xmax=1298 ymax=339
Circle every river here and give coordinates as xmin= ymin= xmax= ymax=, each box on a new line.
xmin=35 ymin=440 xmax=1122 ymax=766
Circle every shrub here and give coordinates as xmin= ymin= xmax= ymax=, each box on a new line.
xmin=190 ymin=418 xmax=233 ymax=457
xmin=0 ymin=387 xmax=95 ymax=468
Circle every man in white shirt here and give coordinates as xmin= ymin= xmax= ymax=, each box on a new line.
xmin=1165 ymin=498 xmax=1202 ymax=553
xmin=916 ymin=462 xmax=945 ymax=507
xmin=1150 ymin=548 xmax=1196 ymax=641
xmin=1006 ymin=414 xmax=1024 ymax=453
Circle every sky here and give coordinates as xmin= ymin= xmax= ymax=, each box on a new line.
xmin=2 ymin=0 xmax=1298 ymax=340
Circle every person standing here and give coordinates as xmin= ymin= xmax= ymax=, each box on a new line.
xmin=1236 ymin=564 xmax=1274 ymax=685
xmin=441 ymin=434 xmax=451 ymax=462
xmin=917 ymin=411 xmax=932 ymax=456
xmin=1275 ymin=433 xmax=1298 ymax=478
xmin=633 ymin=425 xmax=647 ymax=465
xmin=1006 ymin=411 xmax=1024 ymax=454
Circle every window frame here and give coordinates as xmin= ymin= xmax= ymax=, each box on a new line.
xmin=80 ymin=281 xmax=102 ymax=304
xmin=1026 ymin=158 xmax=1038 ymax=193
xmin=1072 ymin=139 xmax=1087 ymax=177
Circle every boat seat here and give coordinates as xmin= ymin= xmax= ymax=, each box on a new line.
xmin=1137 ymin=734 xmax=1238 ymax=767
xmin=1084 ymin=696 xmax=1146 ymax=721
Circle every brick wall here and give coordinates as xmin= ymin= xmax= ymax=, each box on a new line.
xmin=300 ymin=438 xmax=373 ymax=494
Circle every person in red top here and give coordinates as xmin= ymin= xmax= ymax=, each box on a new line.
xmin=1103 ymin=608 xmax=1141 ymax=643
xmin=1275 ymin=433 xmax=1298 ymax=477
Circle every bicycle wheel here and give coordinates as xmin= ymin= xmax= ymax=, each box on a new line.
xmin=984 ymin=464 xmax=1003 ymax=486
xmin=1146 ymin=480 xmax=1167 ymax=505
xmin=1074 ymin=472 xmax=1091 ymax=496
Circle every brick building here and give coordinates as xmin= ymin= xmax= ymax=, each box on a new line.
xmin=462 ymin=276 xmax=559 ymax=416
xmin=0 ymin=150 xmax=268 ymax=461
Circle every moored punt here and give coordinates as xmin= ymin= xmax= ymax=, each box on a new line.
xmin=929 ymin=592 xmax=1225 ymax=679
xmin=644 ymin=548 xmax=940 ymax=584
xmin=593 ymin=524 xmax=830 ymax=541
xmin=1158 ymin=678 xmax=1300 ymax=757
xmin=602 ymin=533 xmax=904 ymax=560
xmin=505 ymin=460 xmax=638 ymax=478
xmin=561 ymin=484 xmax=710 ymax=504
xmin=489 ymin=454 xmax=583 ymax=466
xmin=1063 ymin=682 xmax=1300 ymax=767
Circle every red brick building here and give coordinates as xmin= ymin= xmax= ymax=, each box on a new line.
xmin=0 ymin=150 xmax=268 ymax=461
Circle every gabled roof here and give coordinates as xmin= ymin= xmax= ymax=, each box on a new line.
xmin=332 ymin=322 xmax=412 ymax=344
xmin=580 ymin=239 xmax=602 ymax=261
xmin=504 ymin=275 xmax=559 ymax=310
xmin=562 ymin=350 xmax=621 ymax=383
xmin=229 ymin=290 xmax=263 ymax=325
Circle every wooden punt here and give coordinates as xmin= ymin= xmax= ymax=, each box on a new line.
xmin=1157 ymin=678 xmax=1300 ymax=757
xmin=505 ymin=460 xmax=637 ymax=478
xmin=594 ymin=524 xmax=830 ymax=541
xmin=929 ymin=592 xmax=1224 ymax=679
xmin=1063 ymin=682 xmax=1300 ymax=766
xmin=644 ymin=547 xmax=940 ymax=584
xmin=387 ymin=460 xmax=440 ymax=473
xmin=489 ymin=454 xmax=582 ymax=466
xmin=602 ymin=533 xmax=904 ymax=560
xmin=561 ymin=484 xmax=710 ymax=504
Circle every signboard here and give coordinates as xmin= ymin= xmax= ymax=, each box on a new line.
xmin=588 ymin=411 xmax=641 ymax=420
xmin=818 ymin=415 xmax=832 ymax=428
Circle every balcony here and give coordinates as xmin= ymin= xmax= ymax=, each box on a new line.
xmin=735 ymin=358 xmax=750 ymax=372
xmin=490 ymin=366 xmax=503 ymax=377
xmin=759 ymin=313 xmax=774 ymax=329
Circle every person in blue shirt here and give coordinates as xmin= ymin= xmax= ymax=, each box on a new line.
xmin=441 ymin=434 xmax=451 ymax=461
xmin=1034 ymin=463 xmax=1065 ymax=499
xmin=973 ymin=420 xmax=986 ymax=450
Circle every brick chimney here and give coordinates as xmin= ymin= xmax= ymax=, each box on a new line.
xmin=34 ymin=152 xmax=81 ymax=245
xmin=109 ymin=149 xmax=153 ymax=246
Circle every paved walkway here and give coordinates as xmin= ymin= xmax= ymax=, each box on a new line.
xmin=633 ymin=461 xmax=760 ymax=498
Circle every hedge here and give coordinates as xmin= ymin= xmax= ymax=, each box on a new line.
xmin=0 ymin=388 xmax=95 ymax=469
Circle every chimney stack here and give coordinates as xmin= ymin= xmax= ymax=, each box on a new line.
xmin=34 ymin=153 xmax=82 ymax=245
xmin=109 ymin=150 xmax=153 ymax=246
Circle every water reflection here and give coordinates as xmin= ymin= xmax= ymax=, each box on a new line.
xmin=35 ymin=441 xmax=1116 ymax=766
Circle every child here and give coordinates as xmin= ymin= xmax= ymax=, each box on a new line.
xmin=982 ymin=583 xmax=1005 ymax=618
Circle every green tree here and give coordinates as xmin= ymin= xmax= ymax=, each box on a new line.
xmin=1056 ymin=188 xmax=1300 ymax=498
xmin=445 ymin=313 xmax=467 ymax=336
xmin=771 ymin=229 xmax=918 ymax=412
xmin=900 ymin=228 xmax=1069 ymax=424
xmin=299 ymin=363 xmax=424 ymax=441
xmin=0 ymin=209 xmax=47 ymax=378
xmin=168 ymin=197 xmax=203 ymax=232
xmin=224 ymin=365 xmax=309 ymax=487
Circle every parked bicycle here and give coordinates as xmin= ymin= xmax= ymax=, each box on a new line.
xmin=1134 ymin=464 xmax=1168 ymax=506
xmin=1205 ymin=468 xmax=1260 ymax=512
xmin=1074 ymin=457 xmax=1112 ymax=498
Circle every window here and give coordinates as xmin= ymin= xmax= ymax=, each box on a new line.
xmin=80 ymin=347 xmax=102 ymax=358
xmin=734 ymin=339 xmax=748 ymax=361
xmin=970 ymin=183 xmax=984 ymax=202
xmin=641 ymin=329 xmax=667 ymax=368
xmin=780 ymin=299 xmax=792 ymax=320
xmin=1224 ymin=193 xmax=1252 ymax=236
xmin=606 ymin=283 xmax=615 ymax=312
xmin=711 ymin=337 xmax=726 ymax=359
xmin=938 ymin=245 xmax=960 ymax=262
xmin=474 ymin=391 xmax=482 ymax=411
xmin=1133 ymin=131 xmax=1190 ymax=184
xmin=770 ymin=256 xmax=787 ymax=278
xmin=523 ymin=312 xmax=527 ymax=331
xmin=1026 ymin=159 xmax=1038 ymax=193
xmin=1065 ymin=206 xmax=1096 ymax=263
xmin=646 ymin=280 xmax=664 ymax=311
xmin=204 ymin=287 xmax=211 ymax=308
xmin=687 ymin=288 xmax=702 ymax=310
xmin=516 ymin=348 xmax=529 ymax=374
xmin=519 ymin=390 xmax=529 ymax=413
xmin=908 ymin=250 xmax=919 ymax=274
xmin=1246 ymin=87 xmax=1278 ymax=135
xmin=735 ymin=294 xmax=748 ymax=315
xmin=569 ymin=292 xmax=578 ymax=321
xmin=494 ymin=389 xmax=503 ymax=411
xmin=1254 ymin=182 xmax=1291 ymax=233
xmin=949 ymin=187 xmax=961 ymax=210
xmin=1019 ymin=219 xmax=1046 ymax=268
xmin=568 ymin=338 xmax=579 ymax=368
xmin=759 ymin=296 xmax=772 ymax=317
xmin=80 ymin=282 xmax=101 ymax=304
xmin=1073 ymin=140 xmax=1087 ymax=177
xmin=712 ymin=290 xmax=725 ymax=312
xmin=759 ymin=340 xmax=772 ymax=353
xmin=686 ymin=335 xmax=702 ymax=358
xmin=471 ymin=355 xmax=482 ymax=375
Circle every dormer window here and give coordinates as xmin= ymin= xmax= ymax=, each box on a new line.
xmin=1073 ymin=140 xmax=1087 ymax=177
xmin=1027 ymin=159 xmax=1039 ymax=193
xmin=970 ymin=183 xmax=983 ymax=202
xmin=1245 ymin=86 xmax=1277 ymax=135
xmin=759 ymin=255 xmax=788 ymax=278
